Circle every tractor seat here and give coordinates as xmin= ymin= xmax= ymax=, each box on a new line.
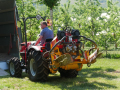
xmin=45 ymin=39 xmax=53 ymax=42
xmin=45 ymin=39 xmax=53 ymax=51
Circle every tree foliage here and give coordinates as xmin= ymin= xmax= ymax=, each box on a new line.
xmin=16 ymin=0 xmax=120 ymax=51
xmin=37 ymin=0 xmax=61 ymax=31
xmin=38 ymin=0 xmax=60 ymax=9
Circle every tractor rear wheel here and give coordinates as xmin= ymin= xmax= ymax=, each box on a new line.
xmin=28 ymin=50 xmax=49 ymax=82
xmin=9 ymin=57 xmax=22 ymax=77
xmin=59 ymin=68 xmax=78 ymax=78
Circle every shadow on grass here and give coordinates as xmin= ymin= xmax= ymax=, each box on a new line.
xmin=105 ymin=68 xmax=116 ymax=72
xmin=45 ymin=67 xmax=117 ymax=90
xmin=0 ymin=68 xmax=118 ymax=90
xmin=79 ymin=68 xmax=117 ymax=79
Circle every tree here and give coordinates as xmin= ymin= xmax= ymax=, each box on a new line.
xmin=73 ymin=0 xmax=103 ymax=36
xmin=73 ymin=0 xmax=104 ymax=49
xmin=98 ymin=16 xmax=111 ymax=56
xmin=16 ymin=0 xmax=42 ymax=41
xmin=37 ymin=0 xmax=60 ymax=31
xmin=59 ymin=0 xmax=73 ymax=28
xmin=106 ymin=0 xmax=120 ymax=49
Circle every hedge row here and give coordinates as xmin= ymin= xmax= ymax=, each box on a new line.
xmin=101 ymin=53 xmax=120 ymax=59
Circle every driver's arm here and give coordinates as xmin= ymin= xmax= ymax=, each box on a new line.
xmin=35 ymin=35 xmax=43 ymax=45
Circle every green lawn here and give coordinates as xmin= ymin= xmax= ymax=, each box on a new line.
xmin=0 ymin=58 xmax=120 ymax=90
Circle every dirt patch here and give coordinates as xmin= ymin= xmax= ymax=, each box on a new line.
xmin=104 ymin=70 xmax=120 ymax=73
xmin=113 ymin=71 xmax=120 ymax=73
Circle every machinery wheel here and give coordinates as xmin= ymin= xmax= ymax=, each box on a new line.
xmin=9 ymin=57 xmax=22 ymax=77
xmin=28 ymin=50 xmax=49 ymax=82
xmin=59 ymin=68 xmax=78 ymax=78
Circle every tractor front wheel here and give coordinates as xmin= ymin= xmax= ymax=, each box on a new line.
xmin=28 ymin=50 xmax=49 ymax=82
xmin=9 ymin=57 xmax=22 ymax=77
xmin=59 ymin=68 xmax=78 ymax=78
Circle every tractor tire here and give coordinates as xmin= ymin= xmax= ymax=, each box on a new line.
xmin=59 ymin=68 xmax=78 ymax=78
xmin=28 ymin=50 xmax=49 ymax=82
xmin=9 ymin=57 xmax=22 ymax=77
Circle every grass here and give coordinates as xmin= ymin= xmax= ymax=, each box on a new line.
xmin=0 ymin=58 xmax=120 ymax=90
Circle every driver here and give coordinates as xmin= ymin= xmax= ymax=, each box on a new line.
xmin=35 ymin=21 xmax=54 ymax=46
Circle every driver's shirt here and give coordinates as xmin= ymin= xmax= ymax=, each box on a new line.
xmin=39 ymin=27 xmax=54 ymax=45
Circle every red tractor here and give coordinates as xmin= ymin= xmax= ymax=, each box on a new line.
xmin=9 ymin=15 xmax=101 ymax=82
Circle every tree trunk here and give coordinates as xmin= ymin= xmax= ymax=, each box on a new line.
xmin=50 ymin=8 xmax=53 ymax=31
xmin=91 ymin=19 xmax=94 ymax=53
xmin=83 ymin=43 xmax=84 ymax=49
xmin=22 ymin=31 xmax=24 ymax=42
xmin=22 ymin=0 xmax=25 ymax=42
xmin=115 ymin=42 xmax=117 ymax=49
xmin=105 ymin=39 xmax=107 ymax=57
xmin=114 ymin=33 xmax=117 ymax=49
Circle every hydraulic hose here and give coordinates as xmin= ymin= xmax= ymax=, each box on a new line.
xmin=43 ymin=35 xmax=97 ymax=60
xmin=78 ymin=35 xmax=97 ymax=52
xmin=50 ymin=35 xmax=97 ymax=54
xmin=49 ymin=36 xmax=67 ymax=53
xmin=42 ymin=36 xmax=67 ymax=60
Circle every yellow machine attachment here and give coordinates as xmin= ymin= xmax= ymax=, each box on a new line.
xmin=52 ymin=53 xmax=73 ymax=68
xmin=48 ymin=35 xmax=101 ymax=74
xmin=49 ymin=47 xmax=100 ymax=73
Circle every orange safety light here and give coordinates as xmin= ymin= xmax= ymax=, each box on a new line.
xmin=47 ymin=19 xmax=52 ymax=26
